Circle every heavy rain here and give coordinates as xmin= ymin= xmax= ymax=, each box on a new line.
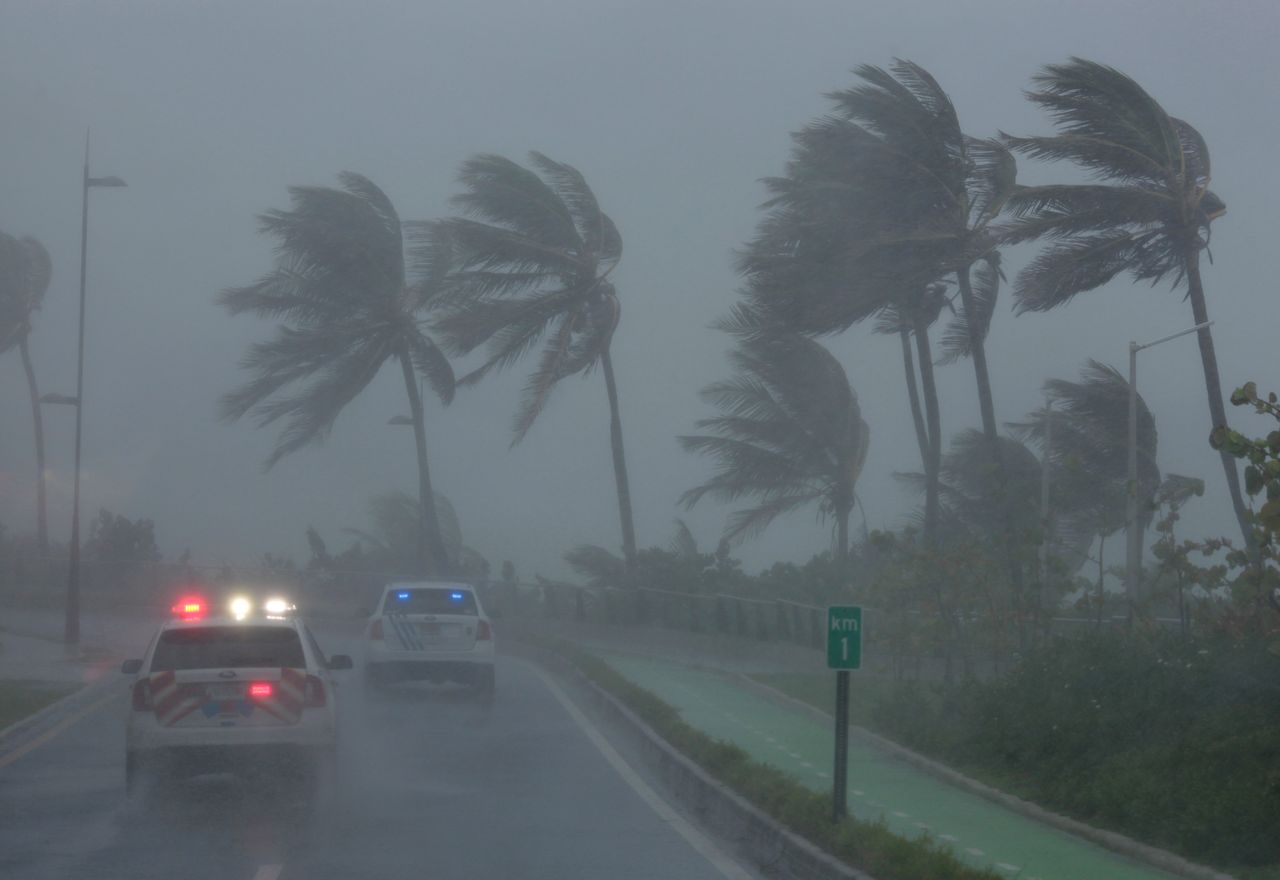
xmin=1 ymin=2 xmax=1278 ymax=879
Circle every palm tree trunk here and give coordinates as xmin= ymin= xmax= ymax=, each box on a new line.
xmin=1096 ymin=535 xmax=1106 ymax=629
xmin=19 ymin=336 xmax=48 ymax=552
xmin=1185 ymin=249 xmax=1257 ymax=566
xmin=900 ymin=326 xmax=931 ymax=472
xmin=836 ymin=506 xmax=850 ymax=563
xmin=600 ymin=348 xmax=638 ymax=568
xmin=913 ymin=316 xmax=964 ymax=677
xmin=957 ymin=266 xmax=1028 ymax=649
xmin=398 ymin=351 xmax=449 ymax=575
xmin=912 ymin=318 xmax=942 ymax=549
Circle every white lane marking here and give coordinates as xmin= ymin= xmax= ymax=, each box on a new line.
xmin=252 ymin=866 xmax=283 ymax=880
xmin=940 ymin=834 xmax=960 ymax=843
xmin=996 ymin=863 xmax=1021 ymax=873
xmin=533 ymin=668 xmax=754 ymax=880
xmin=852 ymin=789 xmax=864 ymax=796
xmin=892 ymin=810 xmax=909 ymax=818
xmin=913 ymin=822 xmax=931 ymax=831
xmin=966 ymin=847 xmax=985 ymax=857
xmin=815 ymin=771 xmax=829 ymax=779
xmin=799 ymin=760 xmax=813 ymax=768
xmin=786 ymin=752 xmax=801 ymax=759
xmin=763 ymin=736 xmax=776 ymax=743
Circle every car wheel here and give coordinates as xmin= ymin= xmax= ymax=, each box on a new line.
xmin=125 ymin=751 xmax=139 ymax=797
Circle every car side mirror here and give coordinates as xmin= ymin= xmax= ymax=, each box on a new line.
xmin=327 ymin=654 xmax=354 ymax=671
xmin=121 ymin=659 xmax=143 ymax=674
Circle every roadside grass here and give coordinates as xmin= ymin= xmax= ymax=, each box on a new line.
xmin=520 ymin=632 xmax=1001 ymax=880
xmin=0 ymin=679 xmax=78 ymax=731
xmin=752 ymin=643 xmax=1280 ymax=880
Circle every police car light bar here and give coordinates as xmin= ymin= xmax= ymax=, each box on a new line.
xmin=171 ymin=596 xmax=206 ymax=621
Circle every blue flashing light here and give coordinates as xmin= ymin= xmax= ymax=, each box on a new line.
xmin=450 ymin=591 xmax=465 ymax=602
xmin=396 ymin=591 xmax=411 ymax=601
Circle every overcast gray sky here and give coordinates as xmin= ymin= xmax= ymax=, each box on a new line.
xmin=2 ymin=0 xmax=1277 ymax=581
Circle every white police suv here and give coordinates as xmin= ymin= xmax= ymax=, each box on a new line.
xmin=364 ymin=582 xmax=495 ymax=694
xmin=121 ymin=594 xmax=352 ymax=796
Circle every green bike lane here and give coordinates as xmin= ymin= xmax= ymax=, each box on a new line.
xmin=599 ymin=652 xmax=1179 ymax=880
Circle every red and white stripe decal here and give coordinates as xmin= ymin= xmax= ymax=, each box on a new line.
xmin=150 ymin=671 xmax=204 ymax=727
xmin=149 ymin=668 xmax=308 ymax=726
xmin=254 ymin=668 xmax=306 ymax=723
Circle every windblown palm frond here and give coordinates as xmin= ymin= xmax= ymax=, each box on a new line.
xmin=564 ymin=544 xmax=627 ymax=588
xmin=0 ymin=234 xmax=52 ymax=354
xmin=938 ymin=252 xmax=1001 ymax=365
xmin=669 ymin=518 xmax=700 ymax=561
xmin=1002 ymin=58 xmax=1224 ymax=312
xmin=430 ymin=153 xmax=621 ymax=441
xmin=0 ymin=232 xmax=54 ymax=549
xmin=680 ymin=334 xmax=868 ymax=555
xmin=433 ymin=151 xmax=639 ymax=566
xmin=1008 ymin=359 xmax=1161 ymax=551
xmin=220 ymin=173 xmax=455 ymax=574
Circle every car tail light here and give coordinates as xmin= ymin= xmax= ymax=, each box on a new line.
xmin=476 ymin=619 xmax=492 ymax=641
xmin=131 ymin=679 xmax=152 ymax=711
xmin=370 ymin=619 xmax=383 ymax=640
xmin=248 ymin=682 xmax=274 ymax=699
xmin=304 ymin=675 xmax=326 ymax=708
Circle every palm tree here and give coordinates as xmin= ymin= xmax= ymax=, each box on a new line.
xmin=220 ymin=173 xmax=455 ymax=575
xmin=678 ymin=333 xmax=869 ymax=561
xmin=737 ymin=62 xmax=1020 ymax=557
xmin=1010 ymin=360 xmax=1161 ymax=616
xmin=431 ymin=152 xmax=637 ymax=566
xmin=0 ymin=233 xmax=53 ymax=551
xmin=1001 ymin=58 xmax=1249 ymax=558
xmin=823 ymin=61 xmax=1016 ymax=449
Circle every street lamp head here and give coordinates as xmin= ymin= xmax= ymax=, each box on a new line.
xmin=87 ymin=175 xmax=126 ymax=188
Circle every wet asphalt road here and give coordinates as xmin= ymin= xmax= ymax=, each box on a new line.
xmin=0 ymin=629 xmax=742 ymax=880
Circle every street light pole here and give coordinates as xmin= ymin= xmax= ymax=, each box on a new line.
xmin=1124 ymin=321 xmax=1213 ymax=619
xmin=64 ymin=130 xmax=125 ymax=647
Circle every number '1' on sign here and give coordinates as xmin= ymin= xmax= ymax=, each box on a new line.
xmin=826 ymin=606 xmax=862 ymax=670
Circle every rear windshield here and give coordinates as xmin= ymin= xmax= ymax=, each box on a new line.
xmin=383 ymin=588 xmax=477 ymax=616
xmin=151 ymin=626 xmax=306 ymax=670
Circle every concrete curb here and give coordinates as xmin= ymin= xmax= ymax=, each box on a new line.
xmin=734 ymin=674 xmax=1237 ymax=880
xmin=511 ymin=640 xmax=879 ymax=880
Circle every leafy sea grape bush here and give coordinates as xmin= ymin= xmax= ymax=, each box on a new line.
xmin=1210 ymin=381 xmax=1280 ymax=613
xmin=870 ymin=631 xmax=1280 ymax=867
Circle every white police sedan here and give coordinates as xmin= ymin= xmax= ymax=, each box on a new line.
xmin=363 ymin=582 xmax=495 ymax=694
xmin=121 ymin=594 xmax=352 ymax=796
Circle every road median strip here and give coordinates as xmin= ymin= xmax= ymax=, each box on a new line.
xmin=511 ymin=631 xmax=1002 ymax=880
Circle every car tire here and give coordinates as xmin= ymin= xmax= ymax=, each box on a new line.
xmin=125 ymin=751 xmax=139 ymax=797
xmin=126 ymin=751 xmax=157 ymax=804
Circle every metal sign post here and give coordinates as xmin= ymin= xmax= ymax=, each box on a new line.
xmin=826 ymin=605 xmax=862 ymax=821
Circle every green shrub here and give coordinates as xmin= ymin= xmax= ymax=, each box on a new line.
xmin=869 ymin=631 xmax=1280 ymax=868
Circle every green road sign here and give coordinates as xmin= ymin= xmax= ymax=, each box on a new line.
xmin=827 ymin=605 xmax=862 ymax=669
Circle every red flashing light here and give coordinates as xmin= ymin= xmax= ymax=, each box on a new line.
xmin=476 ymin=620 xmax=492 ymax=641
xmin=170 ymin=595 xmax=206 ymax=620
xmin=249 ymin=682 xmax=273 ymax=699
